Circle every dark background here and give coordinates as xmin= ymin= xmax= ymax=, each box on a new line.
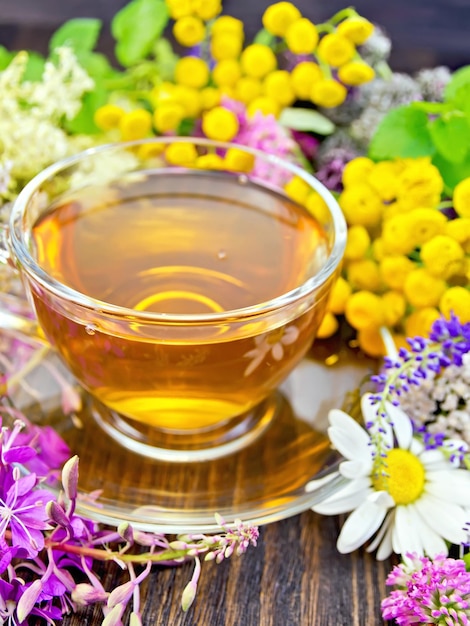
xmin=1 ymin=0 xmax=469 ymax=73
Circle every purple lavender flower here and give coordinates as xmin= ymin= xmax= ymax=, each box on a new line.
xmin=382 ymin=552 xmax=470 ymax=625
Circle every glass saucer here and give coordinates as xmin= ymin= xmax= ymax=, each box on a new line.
xmin=13 ymin=333 xmax=375 ymax=534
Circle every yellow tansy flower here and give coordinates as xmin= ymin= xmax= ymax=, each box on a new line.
xmin=317 ymin=33 xmax=355 ymax=67
xmin=290 ymin=62 xmax=322 ymax=100
xmin=453 ymin=177 xmax=470 ymax=218
xmin=224 ymin=147 xmax=256 ymax=173
xmin=396 ymin=158 xmax=444 ymax=210
xmin=284 ymin=18 xmax=319 ymax=55
xmin=165 ymin=141 xmax=198 ymax=166
xmin=94 ymin=104 xmax=125 ymax=131
xmin=310 ymin=79 xmax=347 ymax=108
xmin=247 ymin=96 xmax=280 ymax=118
xmin=344 ymin=224 xmax=371 ymax=261
xmin=211 ymin=15 xmax=244 ymax=37
xmin=347 ymin=259 xmax=381 ymax=292
xmin=305 ymin=191 xmax=330 ymax=224
xmin=357 ymin=327 xmax=387 ymax=358
xmin=367 ymin=160 xmax=400 ymax=202
xmin=284 ymin=175 xmax=310 ymax=205
xmin=210 ymin=33 xmax=243 ymax=61
xmin=446 ymin=217 xmax=470 ymax=253
xmin=137 ymin=141 xmax=165 ymax=160
xmin=342 ymin=157 xmax=375 ymax=187
xmin=172 ymin=85 xmax=201 ymax=117
xmin=382 ymin=291 xmax=406 ymax=327
xmin=405 ymin=308 xmax=441 ymax=339
xmin=379 ymin=255 xmax=415 ymax=291
xmin=339 ymin=183 xmax=383 ymax=228
xmin=119 ymin=109 xmax=152 ymax=141
xmin=345 ymin=290 xmax=385 ymax=330
xmin=316 ymin=312 xmax=339 ymax=339
xmin=174 ymin=56 xmax=209 ymax=89
xmin=234 ymin=77 xmax=262 ymax=105
xmin=406 ymin=207 xmax=447 ymax=245
xmin=327 ymin=276 xmax=352 ymax=315
xmin=240 ymin=44 xmax=277 ymax=79
xmin=212 ymin=59 xmax=242 ymax=87
xmin=165 ymin=0 xmax=193 ymax=20
xmin=338 ymin=61 xmax=375 ymax=86
xmin=153 ymin=102 xmax=186 ymax=133
xmin=337 ymin=16 xmax=374 ymax=44
xmin=202 ymin=106 xmax=239 ymax=141
xmin=262 ymin=2 xmax=302 ymax=37
xmin=192 ymin=0 xmax=222 ymax=21
xmin=173 ymin=16 xmax=206 ymax=47
xmin=381 ymin=214 xmax=416 ymax=255
xmin=263 ymin=70 xmax=295 ymax=107
xmin=421 ymin=234 xmax=465 ymax=279
xmin=403 ymin=268 xmax=447 ymax=309
xmin=195 ymin=153 xmax=225 ymax=170
xmin=200 ymin=87 xmax=221 ymax=110
xmin=439 ymin=287 xmax=470 ymax=323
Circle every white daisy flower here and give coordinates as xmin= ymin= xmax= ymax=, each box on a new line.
xmin=243 ymin=324 xmax=299 ymax=376
xmin=307 ymin=393 xmax=470 ymax=560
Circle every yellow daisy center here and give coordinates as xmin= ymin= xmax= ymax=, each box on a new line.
xmin=372 ymin=449 xmax=425 ymax=505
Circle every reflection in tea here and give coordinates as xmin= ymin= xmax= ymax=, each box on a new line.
xmin=31 ymin=171 xmax=332 ymax=431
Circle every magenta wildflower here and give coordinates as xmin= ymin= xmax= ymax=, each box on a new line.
xmin=382 ymin=552 xmax=470 ymax=625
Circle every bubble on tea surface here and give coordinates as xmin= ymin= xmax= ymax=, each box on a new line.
xmin=85 ymin=324 xmax=97 ymax=335
xmin=217 ymin=249 xmax=227 ymax=260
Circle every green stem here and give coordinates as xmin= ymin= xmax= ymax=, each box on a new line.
xmin=327 ymin=7 xmax=359 ymax=25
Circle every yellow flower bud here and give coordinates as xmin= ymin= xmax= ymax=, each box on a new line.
xmin=446 ymin=217 xmax=470 ymax=253
xmin=212 ymin=59 xmax=242 ymax=87
xmin=165 ymin=142 xmax=198 ymax=166
xmin=342 ymin=157 xmax=375 ymax=187
xmin=367 ymin=161 xmax=401 ymax=202
xmin=317 ymin=33 xmax=355 ymax=67
xmin=403 ymin=268 xmax=447 ymax=308
xmin=344 ymin=224 xmax=370 ymax=261
xmin=421 ymin=234 xmax=465 ymax=279
xmin=379 ymin=255 xmax=415 ymax=291
xmin=165 ymin=0 xmax=193 ymax=20
xmin=405 ymin=308 xmax=441 ymax=339
xmin=453 ymin=177 xmax=470 ymax=218
xmin=211 ymin=15 xmax=244 ymax=37
xmin=200 ymin=87 xmax=221 ymax=110
xmin=357 ymin=327 xmax=387 ymax=357
xmin=173 ymin=16 xmax=205 ymax=47
xmin=284 ymin=18 xmax=319 ymax=55
xmin=137 ymin=141 xmax=165 ymax=160
xmin=316 ymin=312 xmax=339 ymax=339
xmin=439 ymin=286 xmax=470 ymax=323
xmin=173 ymin=85 xmax=201 ymax=118
xmin=345 ymin=290 xmax=385 ymax=330
xmin=382 ymin=291 xmax=406 ymax=327
xmin=94 ymin=104 xmax=125 ymax=131
xmin=119 ymin=109 xmax=152 ymax=141
xmin=290 ymin=62 xmax=322 ymax=100
xmin=174 ymin=56 xmax=209 ymax=89
xmin=202 ymin=106 xmax=239 ymax=141
xmin=339 ymin=183 xmax=383 ymax=228
xmin=284 ymin=175 xmax=310 ymax=205
xmin=338 ymin=61 xmax=375 ymax=86
xmin=406 ymin=208 xmax=447 ymax=245
xmin=224 ymin=147 xmax=256 ymax=173
xmin=234 ymin=77 xmax=262 ymax=104
xmin=337 ymin=16 xmax=374 ymax=44
xmin=153 ymin=102 xmax=186 ymax=133
xmin=210 ymin=33 xmax=243 ymax=61
xmin=195 ymin=153 xmax=225 ymax=170
xmin=262 ymin=2 xmax=302 ymax=37
xmin=305 ymin=191 xmax=330 ymax=224
xmin=192 ymin=0 xmax=222 ymax=21
xmin=240 ymin=44 xmax=277 ymax=79
xmin=346 ymin=259 xmax=381 ymax=292
xmin=327 ymin=276 xmax=352 ymax=315
xmin=310 ymin=79 xmax=347 ymax=108
xmin=246 ymin=97 xmax=280 ymax=118
xmin=263 ymin=70 xmax=295 ymax=107
xmin=381 ymin=214 xmax=416 ymax=255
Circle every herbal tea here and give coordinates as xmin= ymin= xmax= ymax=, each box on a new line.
xmin=31 ymin=171 xmax=331 ymax=431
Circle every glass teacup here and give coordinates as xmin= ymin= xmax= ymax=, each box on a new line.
xmin=4 ymin=137 xmax=346 ymax=461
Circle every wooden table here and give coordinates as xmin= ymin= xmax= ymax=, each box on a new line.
xmin=2 ymin=4 xmax=462 ymax=623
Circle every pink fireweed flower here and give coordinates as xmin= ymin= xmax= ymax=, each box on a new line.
xmin=382 ymin=552 xmax=470 ymax=625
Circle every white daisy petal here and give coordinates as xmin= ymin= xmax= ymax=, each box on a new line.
xmin=419 ymin=448 xmax=450 ymax=470
xmin=312 ymin=477 xmax=372 ymax=515
xmin=337 ymin=500 xmax=388 ymax=553
xmin=410 ymin=438 xmax=424 ymax=456
xmin=425 ymin=470 xmax=470 ymax=505
xmin=339 ymin=460 xmax=371 ymax=479
xmin=328 ymin=409 xmax=372 ymax=462
xmin=392 ymin=506 xmax=423 ymax=556
xmin=414 ymin=494 xmax=468 ymax=545
xmin=367 ymin=490 xmax=394 ymax=508
xmin=367 ymin=512 xmax=394 ymax=560
xmin=384 ymin=401 xmax=413 ymax=449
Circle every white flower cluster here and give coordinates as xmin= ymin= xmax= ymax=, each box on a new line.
xmin=0 ymin=48 xmax=94 ymax=200
xmin=399 ymin=353 xmax=470 ymax=445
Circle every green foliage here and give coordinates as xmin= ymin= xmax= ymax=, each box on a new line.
xmin=23 ymin=52 xmax=46 ymax=81
xmin=368 ymin=65 xmax=470 ymax=190
xmin=0 ymin=46 xmax=15 ymax=70
xmin=278 ymin=107 xmax=336 ymax=135
xmin=65 ymin=86 xmax=109 ymax=135
xmin=49 ymin=18 xmax=102 ymax=54
xmin=112 ymin=0 xmax=169 ymax=67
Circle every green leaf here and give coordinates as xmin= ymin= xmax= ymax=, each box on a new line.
xmin=23 ymin=52 xmax=46 ymax=81
xmin=410 ymin=100 xmax=450 ymax=114
xmin=433 ymin=152 xmax=470 ymax=192
xmin=368 ymin=105 xmax=435 ymax=160
xmin=253 ymin=28 xmax=275 ymax=46
xmin=112 ymin=0 xmax=169 ymax=67
xmin=428 ymin=112 xmax=470 ymax=163
xmin=451 ymin=83 xmax=470 ymax=119
xmin=444 ymin=65 xmax=470 ymax=102
xmin=49 ymin=18 xmax=102 ymax=54
xmin=278 ymin=107 xmax=335 ymax=135
xmin=75 ymin=50 xmax=120 ymax=80
xmin=0 ymin=46 xmax=15 ymax=70
xmin=152 ymin=39 xmax=178 ymax=81
xmin=65 ymin=85 xmax=108 ymax=134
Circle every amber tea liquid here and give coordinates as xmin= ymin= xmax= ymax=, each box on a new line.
xmin=31 ymin=171 xmax=332 ymax=431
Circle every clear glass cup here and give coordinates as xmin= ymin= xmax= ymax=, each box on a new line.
xmin=4 ymin=137 xmax=346 ymax=462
